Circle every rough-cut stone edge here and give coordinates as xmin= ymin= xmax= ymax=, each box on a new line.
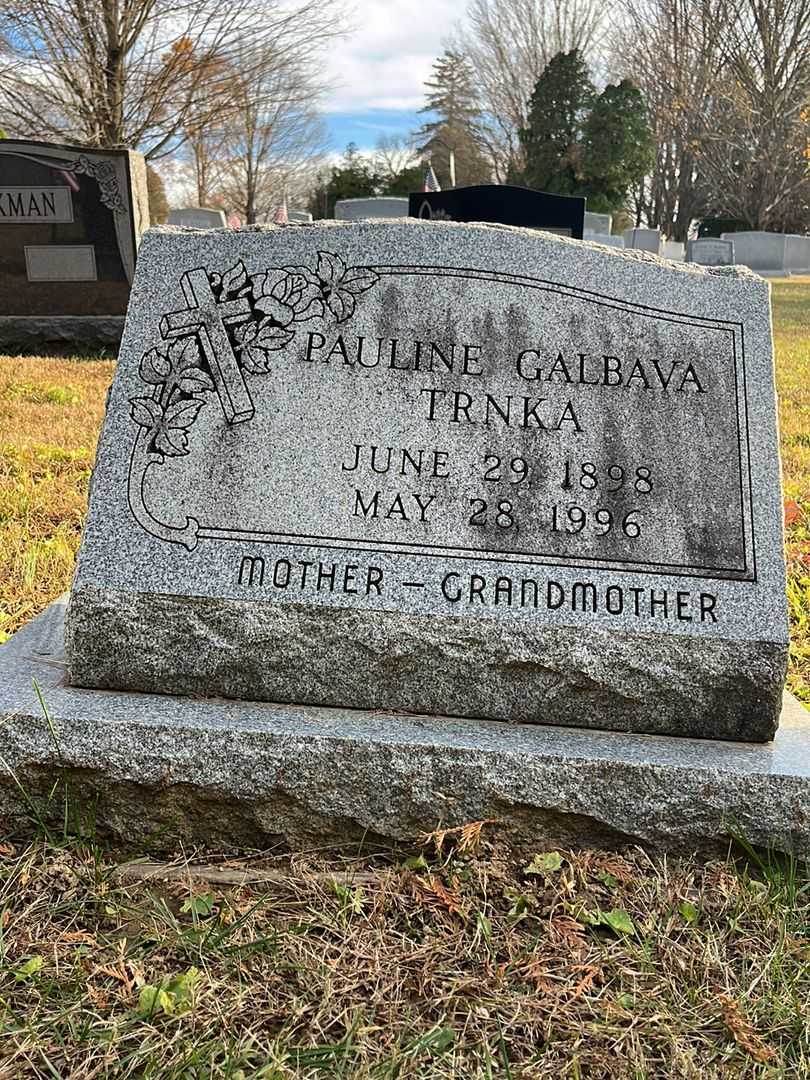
xmin=65 ymin=586 xmax=788 ymax=743
xmin=3 ymin=600 xmax=809 ymax=857
xmin=0 ymin=316 xmax=124 ymax=350
xmin=149 ymin=219 xmax=762 ymax=280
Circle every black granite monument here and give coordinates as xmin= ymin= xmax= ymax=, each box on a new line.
xmin=409 ymin=184 xmax=585 ymax=239
xmin=0 ymin=138 xmax=148 ymax=349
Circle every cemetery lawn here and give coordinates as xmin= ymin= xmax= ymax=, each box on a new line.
xmin=1 ymin=831 xmax=810 ymax=1077
xmin=0 ymin=284 xmax=809 ymax=1077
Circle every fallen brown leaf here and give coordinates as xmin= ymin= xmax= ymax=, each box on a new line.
xmin=785 ymin=499 xmax=803 ymax=527
xmin=409 ymin=872 xmax=465 ymax=917
xmin=719 ymin=993 xmax=776 ymax=1064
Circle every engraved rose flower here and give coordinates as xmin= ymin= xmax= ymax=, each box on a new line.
xmin=251 ymin=267 xmax=324 ymax=324
xmin=313 ymin=251 xmax=379 ymax=321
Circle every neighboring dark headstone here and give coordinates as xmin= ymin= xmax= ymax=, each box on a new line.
xmin=687 ymin=238 xmax=735 ymax=266
xmin=409 ymin=184 xmax=585 ymax=239
xmin=698 ymin=218 xmax=747 ymax=239
xmin=0 ymin=138 xmax=148 ymax=349
xmin=66 ymin=220 xmax=788 ymax=742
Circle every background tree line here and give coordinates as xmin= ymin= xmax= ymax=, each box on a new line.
xmin=453 ymin=0 xmax=810 ymax=236
xmin=1 ymin=0 xmax=807 ymax=233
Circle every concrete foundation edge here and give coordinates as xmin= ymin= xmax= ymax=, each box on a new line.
xmin=2 ymin=600 xmax=809 ymax=858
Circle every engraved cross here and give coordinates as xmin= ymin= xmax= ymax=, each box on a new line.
xmin=160 ymin=268 xmax=254 ymax=423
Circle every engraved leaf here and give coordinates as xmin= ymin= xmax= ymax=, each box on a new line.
xmin=153 ymin=398 xmax=205 ymax=456
xmin=340 ymin=267 xmax=379 ymax=296
xmin=325 ymin=288 xmax=355 ymax=322
xmin=236 ymin=318 xmax=293 ymax=373
xmin=139 ymin=348 xmax=171 ymax=385
xmin=176 ymin=366 xmax=214 ymax=394
xmin=296 ymin=296 xmax=325 ymax=320
xmin=168 ymin=336 xmax=201 ymax=373
xmin=165 ymin=336 xmax=212 ymax=393
xmin=129 ymin=396 xmax=163 ymax=428
xmin=316 ymin=250 xmax=346 ymax=286
xmin=164 ymin=397 xmax=204 ymax=429
xmin=220 ymin=259 xmax=248 ymax=298
xmin=251 ymin=271 xmax=295 ymax=325
xmin=314 ymin=254 xmax=378 ymax=323
xmin=253 ymin=294 xmax=294 ymax=325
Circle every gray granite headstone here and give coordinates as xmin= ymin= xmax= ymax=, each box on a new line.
xmin=623 ymin=227 xmax=661 ymax=253
xmin=66 ymin=221 xmax=788 ymax=741
xmin=722 ymin=231 xmax=789 ymax=274
xmin=584 ymin=232 xmax=624 ymax=249
xmin=687 ymin=238 xmax=735 ymax=266
xmin=167 ymin=207 xmax=227 ymax=229
xmin=0 ymin=138 xmax=148 ymax=348
xmin=334 ymin=197 xmax=409 ymax=220
xmin=584 ymin=211 xmax=611 ymax=235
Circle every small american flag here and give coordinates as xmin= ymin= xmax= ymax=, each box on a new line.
xmin=423 ymin=163 xmax=441 ymax=192
xmin=57 ymin=169 xmax=80 ymax=192
xmin=272 ymin=200 xmax=288 ymax=224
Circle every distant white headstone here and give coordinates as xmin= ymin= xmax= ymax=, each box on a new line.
xmin=334 ymin=198 xmax=408 ymax=221
xmin=584 ymin=212 xmax=612 ymax=235
xmin=663 ymin=241 xmax=685 ymax=261
xmin=584 ymin=232 xmax=624 ymax=249
xmin=785 ymin=234 xmax=810 ymax=273
xmin=721 ymin=232 xmax=788 ymax=273
xmin=168 ymin=208 xmax=227 ymax=229
xmin=623 ymin=228 xmax=661 ymax=254
xmin=288 ymin=210 xmax=313 ymax=223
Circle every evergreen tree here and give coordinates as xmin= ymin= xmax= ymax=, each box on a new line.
xmin=146 ymin=164 xmax=169 ymax=224
xmin=581 ymin=81 xmax=655 ymax=213
xmin=519 ymin=50 xmax=594 ymax=194
xmin=378 ymin=164 xmax=424 ymax=197
xmin=417 ymin=50 xmax=490 ymax=187
xmin=307 ymin=144 xmax=379 ymax=218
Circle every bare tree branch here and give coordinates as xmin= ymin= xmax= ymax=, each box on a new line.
xmin=453 ymin=0 xmax=613 ymax=178
xmin=0 ymin=0 xmax=347 ymax=159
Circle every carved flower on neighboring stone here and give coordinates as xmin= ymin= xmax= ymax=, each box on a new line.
xmin=313 ymin=251 xmax=380 ymax=322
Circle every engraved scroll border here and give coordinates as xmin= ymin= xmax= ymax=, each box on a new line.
xmin=125 ymin=260 xmax=756 ymax=583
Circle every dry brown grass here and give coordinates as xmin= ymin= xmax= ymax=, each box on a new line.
xmin=771 ymin=279 xmax=810 ymax=702
xmin=0 ymin=356 xmax=114 ymax=639
xmin=0 ymin=833 xmax=808 ymax=1079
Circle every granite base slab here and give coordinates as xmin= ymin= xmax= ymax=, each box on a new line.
xmin=3 ymin=600 xmax=809 ymax=858
xmin=0 ymin=316 xmax=125 ymax=351
xmin=66 ymin=588 xmax=787 ymax=743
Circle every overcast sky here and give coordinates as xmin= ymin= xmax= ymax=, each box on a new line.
xmin=321 ymin=0 xmax=468 ymax=153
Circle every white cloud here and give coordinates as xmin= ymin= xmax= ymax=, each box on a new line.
xmin=323 ymin=0 xmax=468 ymax=113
